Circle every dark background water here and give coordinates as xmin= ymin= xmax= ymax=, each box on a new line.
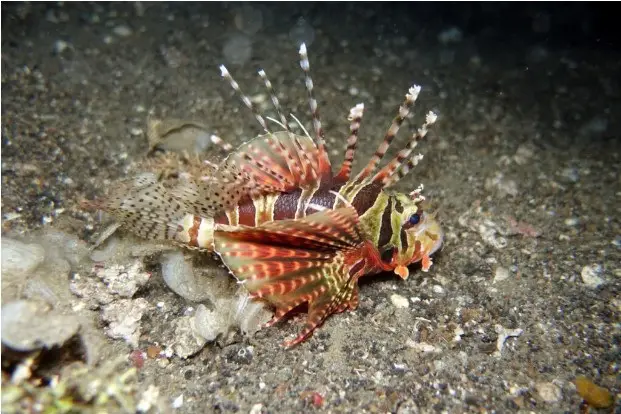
xmin=3 ymin=2 xmax=620 ymax=50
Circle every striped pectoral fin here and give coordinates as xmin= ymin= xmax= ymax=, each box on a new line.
xmin=213 ymin=206 xmax=365 ymax=347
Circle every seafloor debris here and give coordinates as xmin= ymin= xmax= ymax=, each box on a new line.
xmin=101 ymin=298 xmax=150 ymax=347
xmin=493 ymin=324 xmax=523 ymax=358
xmin=159 ymin=251 xmax=220 ymax=303
xmin=1 ymin=300 xmax=80 ymax=352
xmin=173 ymin=292 xmax=272 ymax=358
xmin=535 ymin=381 xmax=562 ymax=403
xmin=574 ymin=376 xmax=614 ymax=409
xmin=1 ymin=232 xmax=105 ymax=363
xmin=147 ymin=117 xmax=214 ymax=154
xmin=70 ymin=260 xmax=151 ymax=309
xmin=580 ymin=264 xmax=606 ymax=289
xmin=1 ymin=357 xmax=167 ymax=414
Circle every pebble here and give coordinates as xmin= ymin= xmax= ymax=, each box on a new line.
xmin=1 ymin=238 xmax=45 ymax=276
xmin=172 ymin=394 xmax=184 ymax=409
xmin=493 ymin=267 xmax=510 ymax=283
xmin=1 ymin=300 xmax=80 ymax=352
xmin=390 ymin=294 xmax=409 ymax=308
xmin=536 ymin=381 xmax=562 ymax=403
xmin=112 ymin=25 xmax=133 ymax=37
xmin=564 ymin=217 xmax=579 ymax=226
xmin=53 ymin=39 xmax=70 ymax=54
xmin=580 ymin=264 xmax=605 ymax=288
xmin=431 ymin=285 xmax=445 ymax=295
xmin=493 ymin=324 xmax=523 ymax=357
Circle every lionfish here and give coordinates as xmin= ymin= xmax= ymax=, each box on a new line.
xmin=98 ymin=44 xmax=443 ymax=347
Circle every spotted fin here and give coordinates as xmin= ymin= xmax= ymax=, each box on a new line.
xmin=213 ymin=206 xmax=365 ymax=347
xmin=96 ymin=173 xmax=186 ymax=241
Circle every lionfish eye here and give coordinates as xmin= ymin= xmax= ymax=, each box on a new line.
xmin=408 ymin=213 xmax=421 ymax=226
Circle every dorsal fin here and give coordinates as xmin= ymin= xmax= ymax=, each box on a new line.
xmin=353 ymin=85 xmax=422 ymax=184
xmin=335 ymin=103 xmax=364 ymax=183
xmin=205 ymin=44 xmax=333 ymax=205
xmin=372 ymin=110 xmax=437 ymax=187
xmin=298 ymin=43 xmax=332 ymax=182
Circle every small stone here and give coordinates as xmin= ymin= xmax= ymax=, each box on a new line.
xmin=581 ymin=264 xmax=605 ymax=288
xmin=406 ymin=340 xmax=438 ymax=353
xmin=1 ymin=300 xmax=81 ymax=352
xmin=101 ymin=298 xmax=149 ymax=346
xmin=172 ymin=394 xmax=184 ymax=409
xmin=112 ymin=25 xmax=133 ymax=37
xmin=536 ymin=382 xmax=561 ymax=403
xmin=565 ymin=217 xmax=579 ymax=226
xmin=137 ymin=385 xmax=160 ymax=413
xmin=146 ymin=345 xmax=161 ymax=359
xmin=157 ymin=358 xmax=170 ymax=368
xmin=390 ymin=294 xmax=409 ymax=308
xmin=431 ymin=285 xmax=445 ymax=295
xmin=172 ymin=316 xmax=208 ymax=358
xmin=493 ymin=324 xmax=523 ymax=357
xmin=1 ymin=238 xmax=45 ymax=276
xmin=249 ymin=403 xmax=263 ymax=414
xmin=494 ymin=267 xmax=510 ymax=283
xmin=53 ymin=39 xmax=70 ymax=54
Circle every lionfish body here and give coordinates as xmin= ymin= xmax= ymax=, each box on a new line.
xmin=102 ymin=44 xmax=443 ymax=347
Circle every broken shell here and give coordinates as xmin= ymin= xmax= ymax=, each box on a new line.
xmin=147 ymin=117 xmax=214 ymax=154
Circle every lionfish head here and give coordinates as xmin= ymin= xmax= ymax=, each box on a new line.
xmin=384 ymin=185 xmax=443 ymax=279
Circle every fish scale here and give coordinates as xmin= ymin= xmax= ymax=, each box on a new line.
xmin=97 ymin=43 xmax=444 ymax=347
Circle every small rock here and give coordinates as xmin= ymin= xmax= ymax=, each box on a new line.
xmin=53 ymin=39 xmax=70 ymax=54
xmin=581 ymin=264 xmax=605 ymax=288
xmin=137 ymin=384 xmax=160 ymax=413
xmin=565 ymin=217 xmax=580 ymax=226
xmin=536 ymin=381 xmax=561 ymax=403
xmin=1 ymin=238 xmax=45 ymax=276
xmin=173 ymin=316 xmax=208 ymax=358
xmin=192 ymin=302 xmax=232 ymax=342
xmin=494 ymin=267 xmax=510 ymax=283
xmin=160 ymin=252 xmax=216 ymax=303
xmin=112 ymin=25 xmax=133 ymax=37
xmin=172 ymin=394 xmax=184 ymax=409
xmin=101 ymin=298 xmax=149 ymax=346
xmin=249 ymin=403 xmax=263 ymax=414
xmin=1 ymin=300 xmax=80 ymax=352
xmin=390 ymin=294 xmax=409 ymax=309
xmin=406 ymin=340 xmax=438 ymax=353
xmin=431 ymin=285 xmax=445 ymax=295
xmin=493 ymin=324 xmax=523 ymax=357
xmin=95 ymin=262 xmax=151 ymax=298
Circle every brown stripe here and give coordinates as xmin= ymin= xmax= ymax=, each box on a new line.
xmin=400 ymin=228 xmax=409 ymax=251
xmin=188 ymin=215 xmax=201 ymax=247
xmin=377 ymin=202 xmax=393 ymax=248
xmin=351 ymin=182 xmax=384 ymax=216
xmin=349 ymin=258 xmax=366 ymax=277
xmin=238 ymin=200 xmax=256 ymax=226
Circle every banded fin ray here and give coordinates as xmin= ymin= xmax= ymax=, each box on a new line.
xmin=353 ymin=85 xmax=422 ymax=184
xmin=214 ymin=206 xmax=365 ymax=347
